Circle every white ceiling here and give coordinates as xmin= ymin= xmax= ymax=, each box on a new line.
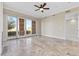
xmin=3 ymin=2 xmax=79 ymax=19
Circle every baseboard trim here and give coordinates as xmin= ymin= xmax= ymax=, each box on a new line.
xmin=41 ymin=35 xmax=79 ymax=43
xmin=41 ymin=35 xmax=65 ymax=40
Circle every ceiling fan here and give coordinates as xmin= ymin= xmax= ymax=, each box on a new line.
xmin=34 ymin=3 xmax=50 ymax=12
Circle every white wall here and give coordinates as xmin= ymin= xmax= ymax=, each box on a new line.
xmin=0 ymin=2 xmax=3 ymax=55
xmin=3 ymin=14 xmax=7 ymax=41
xmin=41 ymin=7 xmax=79 ymax=40
xmin=41 ymin=13 xmax=65 ymax=39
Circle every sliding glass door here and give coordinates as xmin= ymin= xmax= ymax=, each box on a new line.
xmin=26 ymin=19 xmax=32 ymax=35
xmin=8 ymin=16 xmax=17 ymax=37
xmin=8 ymin=16 xmax=36 ymax=38
xmin=26 ymin=19 xmax=36 ymax=35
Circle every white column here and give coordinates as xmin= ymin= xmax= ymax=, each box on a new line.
xmin=0 ymin=2 xmax=3 ymax=55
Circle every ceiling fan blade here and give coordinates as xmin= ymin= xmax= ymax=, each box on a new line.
xmin=40 ymin=4 xmax=43 ymax=8
xmin=42 ymin=3 xmax=46 ymax=7
xmin=34 ymin=5 xmax=40 ymax=8
xmin=35 ymin=9 xmax=40 ymax=11
xmin=43 ymin=8 xmax=49 ymax=10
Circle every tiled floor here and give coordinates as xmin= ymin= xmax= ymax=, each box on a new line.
xmin=2 ymin=36 xmax=79 ymax=56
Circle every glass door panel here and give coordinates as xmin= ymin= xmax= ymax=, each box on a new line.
xmin=8 ymin=16 xmax=17 ymax=37
xmin=26 ymin=19 xmax=32 ymax=34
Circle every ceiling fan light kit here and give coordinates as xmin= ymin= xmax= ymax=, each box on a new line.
xmin=40 ymin=8 xmax=43 ymax=11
